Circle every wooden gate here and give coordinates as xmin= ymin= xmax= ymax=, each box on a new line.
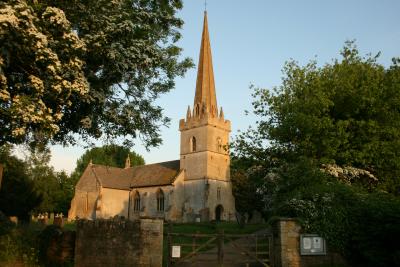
xmin=166 ymin=230 xmax=274 ymax=267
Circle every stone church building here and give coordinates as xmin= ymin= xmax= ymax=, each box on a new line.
xmin=68 ymin=12 xmax=236 ymax=222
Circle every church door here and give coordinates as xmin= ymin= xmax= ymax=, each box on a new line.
xmin=215 ymin=205 xmax=224 ymax=221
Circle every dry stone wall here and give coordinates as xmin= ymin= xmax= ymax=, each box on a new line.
xmin=75 ymin=218 xmax=163 ymax=267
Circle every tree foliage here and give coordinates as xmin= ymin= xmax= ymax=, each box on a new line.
xmin=0 ymin=0 xmax=193 ymax=147
xmin=0 ymin=145 xmax=42 ymax=221
xmin=231 ymin=42 xmax=400 ymax=265
xmin=235 ymin=41 xmax=400 ymax=194
xmin=230 ymin=158 xmax=267 ymax=225
xmin=268 ymin=160 xmax=400 ymax=267
xmin=24 ymin=146 xmax=74 ymax=214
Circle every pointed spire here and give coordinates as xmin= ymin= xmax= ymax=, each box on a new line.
xmin=194 ymin=11 xmax=217 ymax=116
xmin=125 ymin=155 xmax=131 ymax=169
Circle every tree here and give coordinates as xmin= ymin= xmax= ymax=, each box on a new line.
xmin=70 ymin=144 xmax=145 ymax=182
xmin=0 ymin=0 xmax=193 ymax=147
xmin=0 ymin=145 xmax=42 ymax=221
xmin=230 ymin=158 xmax=267 ymax=226
xmin=23 ymin=145 xmax=73 ymax=214
xmin=234 ymin=42 xmax=400 ymax=194
xmin=265 ymin=159 xmax=400 ymax=267
xmin=231 ymin=42 xmax=400 ymax=266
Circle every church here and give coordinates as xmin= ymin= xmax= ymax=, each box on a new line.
xmin=68 ymin=12 xmax=236 ymax=222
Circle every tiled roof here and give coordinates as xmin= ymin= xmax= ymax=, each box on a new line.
xmin=88 ymin=160 xmax=180 ymax=190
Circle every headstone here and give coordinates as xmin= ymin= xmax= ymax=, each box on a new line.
xmin=9 ymin=216 xmax=18 ymax=224
xmin=38 ymin=213 xmax=49 ymax=225
xmin=54 ymin=216 xmax=64 ymax=228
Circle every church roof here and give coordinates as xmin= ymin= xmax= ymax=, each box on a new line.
xmin=89 ymin=160 xmax=181 ymax=190
xmin=194 ymin=11 xmax=217 ymax=112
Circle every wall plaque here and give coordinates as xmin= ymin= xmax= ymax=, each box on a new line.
xmin=172 ymin=246 xmax=181 ymax=258
xmin=300 ymin=234 xmax=326 ymax=255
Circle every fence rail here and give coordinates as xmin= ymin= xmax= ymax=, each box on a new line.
xmin=165 ymin=228 xmax=274 ymax=267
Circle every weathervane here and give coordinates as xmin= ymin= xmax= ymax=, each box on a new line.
xmin=204 ymin=0 xmax=207 ymax=11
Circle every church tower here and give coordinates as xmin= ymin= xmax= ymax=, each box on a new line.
xmin=179 ymin=12 xmax=235 ymax=221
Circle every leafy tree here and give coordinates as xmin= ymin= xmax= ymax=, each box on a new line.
xmin=0 ymin=1 xmax=88 ymax=144
xmin=54 ymin=171 xmax=74 ymax=214
xmin=22 ymin=145 xmax=74 ymax=214
xmin=0 ymin=0 xmax=193 ymax=147
xmin=234 ymin=41 xmax=400 ymax=194
xmin=267 ymin=159 xmax=400 ymax=267
xmin=230 ymin=158 xmax=267 ymax=226
xmin=0 ymin=145 xmax=42 ymax=221
xmin=232 ymin=42 xmax=400 ymax=266
xmin=70 ymin=144 xmax=145 ymax=182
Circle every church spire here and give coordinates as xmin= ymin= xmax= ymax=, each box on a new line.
xmin=194 ymin=11 xmax=217 ymax=115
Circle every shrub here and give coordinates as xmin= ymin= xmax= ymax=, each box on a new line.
xmin=0 ymin=211 xmax=14 ymax=236
xmin=270 ymin=160 xmax=400 ymax=267
xmin=0 ymin=224 xmax=40 ymax=266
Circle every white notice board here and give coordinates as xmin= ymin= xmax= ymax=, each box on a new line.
xmin=300 ymin=234 xmax=326 ymax=255
xmin=172 ymin=246 xmax=181 ymax=258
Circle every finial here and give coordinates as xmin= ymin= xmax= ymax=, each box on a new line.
xmin=125 ymin=154 xmax=131 ymax=169
xmin=186 ymin=106 xmax=191 ymax=120
xmin=204 ymin=0 xmax=207 ymax=12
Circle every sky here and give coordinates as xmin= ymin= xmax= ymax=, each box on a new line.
xmin=49 ymin=0 xmax=400 ymax=173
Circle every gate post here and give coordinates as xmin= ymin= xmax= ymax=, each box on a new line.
xmin=273 ymin=218 xmax=301 ymax=267
xmin=217 ymin=229 xmax=224 ymax=266
xmin=167 ymin=222 xmax=172 ymax=267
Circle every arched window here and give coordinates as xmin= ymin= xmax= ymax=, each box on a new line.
xmin=191 ymin=136 xmax=197 ymax=152
xmin=157 ymin=189 xmax=164 ymax=212
xmin=216 ymin=137 xmax=222 ymax=152
xmin=134 ymin=191 xmax=140 ymax=212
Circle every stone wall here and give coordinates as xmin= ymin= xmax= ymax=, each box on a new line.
xmin=75 ymin=218 xmax=163 ymax=267
xmin=41 ymin=226 xmax=75 ymax=266
xmin=273 ymin=218 xmax=347 ymax=267
xmin=273 ymin=219 xmax=301 ymax=267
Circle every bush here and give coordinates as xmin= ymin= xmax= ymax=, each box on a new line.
xmin=0 ymin=211 xmax=14 ymax=236
xmin=349 ymin=192 xmax=400 ymax=267
xmin=269 ymin=160 xmax=400 ymax=267
xmin=0 ymin=224 xmax=41 ymax=266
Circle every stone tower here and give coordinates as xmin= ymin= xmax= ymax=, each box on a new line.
xmin=179 ymin=12 xmax=235 ymax=222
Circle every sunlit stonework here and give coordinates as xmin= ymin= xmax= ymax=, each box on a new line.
xmin=69 ymin=12 xmax=235 ymax=222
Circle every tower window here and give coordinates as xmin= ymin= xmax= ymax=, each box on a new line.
xmin=217 ymin=187 xmax=221 ymax=200
xmin=191 ymin=136 xmax=197 ymax=152
xmin=133 ymin=191 xmax=140 ymax=212
xmin=157 ymin=189 xmax=165 ymax=212
xmin=216 ymin=137 xmax=222 ymax=152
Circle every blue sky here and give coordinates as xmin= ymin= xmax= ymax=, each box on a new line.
xmin=50 ymin=0 xmax=400 ymax=173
